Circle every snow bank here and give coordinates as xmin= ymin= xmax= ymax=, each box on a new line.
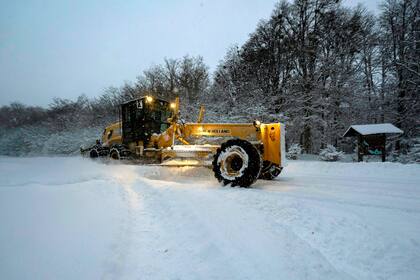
xmin=0 ymin=126 xmax=102 ymax=156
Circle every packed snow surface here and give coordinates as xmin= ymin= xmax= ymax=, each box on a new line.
xmin=0 ymin=157 xmax=419 ymax=280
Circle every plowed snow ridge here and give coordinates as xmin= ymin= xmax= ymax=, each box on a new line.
xmin=0 ymin=157 xmax=419 ymax=280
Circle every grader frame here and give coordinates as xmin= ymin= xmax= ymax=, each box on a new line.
xmin=85 ymin=96 xmax=285 ymax=187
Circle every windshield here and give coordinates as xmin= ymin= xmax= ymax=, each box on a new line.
xmin=146 ymin=100 xmax=172 ymax=123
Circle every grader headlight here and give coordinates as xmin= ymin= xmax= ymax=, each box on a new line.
xmin=146 ymin=96 xmax=153 ymax=103
xmin=170 ymin=102 xmax=176 ymax=109
xmin=253 ymin=120 xmax=261 ymax=132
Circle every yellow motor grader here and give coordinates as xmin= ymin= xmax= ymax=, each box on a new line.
xmin=82 ymin=96 xmax=285 ymax=187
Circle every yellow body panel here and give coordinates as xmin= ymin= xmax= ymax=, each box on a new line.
xmin=182 ymin=123 xmax=257 ymax=140
xmin=180 ymin=122 xmax=282 ymax=165
xmin=101 ymin=122 xmax=122 ymax=147
xmin=260 ymin=123 xmax=281 ymax=165
xmin=155 ymin=125 xmax=176 ymax=148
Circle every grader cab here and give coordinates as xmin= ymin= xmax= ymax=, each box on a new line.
xmin=83 ymin=96 xmax=285 ymax=187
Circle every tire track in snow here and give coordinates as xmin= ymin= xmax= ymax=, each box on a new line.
xmin=100 ymin=166 xmax=147 ymax=280
xmin=128 ymin=176 xmax=354 ymax=280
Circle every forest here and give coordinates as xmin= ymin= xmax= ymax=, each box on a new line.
xmin=0 ymin=0 xmax=418 ymax=160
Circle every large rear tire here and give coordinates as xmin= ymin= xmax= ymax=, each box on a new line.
xmin=212 ymin=139 xmax=262 ymax=187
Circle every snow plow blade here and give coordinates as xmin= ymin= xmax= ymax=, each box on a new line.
xmin=159 ymin=145 xmax=218 ymax=167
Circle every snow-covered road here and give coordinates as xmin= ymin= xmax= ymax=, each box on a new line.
xmin=0 ymin=157 xmax=419 ymax=280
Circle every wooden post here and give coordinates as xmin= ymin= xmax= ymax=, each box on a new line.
xmin=358 ymin=135 xmax=363 ymax=162
xmin=382 ymin=134 xmax=386 ymax=162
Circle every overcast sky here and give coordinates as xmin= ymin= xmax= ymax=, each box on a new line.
xmin=0 ymin=0 xmax=381 ymax=107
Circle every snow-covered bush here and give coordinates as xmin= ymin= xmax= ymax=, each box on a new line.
xmin=286 ymin=143 xmax=302 ymax=160
xmin=392 ymin=138 xmax=420 ymax=163
xmin=388 ymin=137 xmax=420 ymax=164
xmin=319 ymin=145 xmax=344 ymax=161
xmin=407 ymin=138 xmax=420 ymax=163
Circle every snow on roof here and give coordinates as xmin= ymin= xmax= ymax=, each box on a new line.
xmin=343 ymin=123 xmax=403 ymax=137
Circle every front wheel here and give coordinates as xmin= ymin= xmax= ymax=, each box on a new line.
xmin=109 ymin=145 xmax=132 ymax=160
xmin=212 ymin=139 xmax=262 ymax=187
xmin=109 ymin=148 xmax=121 ymax=160
xmin=89 ymin=148 xmax=99 ymax=158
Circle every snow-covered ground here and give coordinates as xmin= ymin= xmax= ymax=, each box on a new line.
xmin=0 ymin=157 xmax=419 ymax=280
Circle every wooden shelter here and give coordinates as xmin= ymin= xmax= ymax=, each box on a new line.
xmin=343 ymin=123 xmax=403 ymax=162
